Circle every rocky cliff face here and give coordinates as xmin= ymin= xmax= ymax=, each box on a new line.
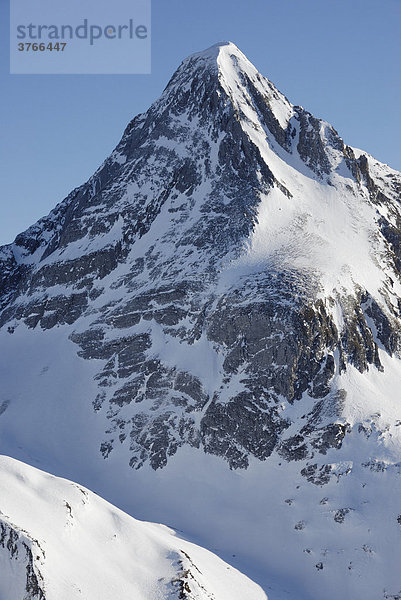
xmin=1 ymin=42 xmax=401 ymax=600
xmin=0 ymin=520 xmax=45 ymax=600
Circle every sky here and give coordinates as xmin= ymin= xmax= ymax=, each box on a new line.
xmin=0 ymin=0 xmax=400 ymax=245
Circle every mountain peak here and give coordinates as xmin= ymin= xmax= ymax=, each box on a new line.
xmin=189 ymin=40 xmax=236 ymax=58
xmin=157 ymin=41 xmax=293 ymax=135
xmin=185 ymin=40 xmax=247 ymax=66
xmin=163 ymin=40 xmax=252 ymax=86
xmin=179 ymin=40 xmax=264 ymax=81
xmin=1 ymin=41 xmax=401 ymax=600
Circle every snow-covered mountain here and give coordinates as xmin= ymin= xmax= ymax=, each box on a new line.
xmin=1 ymin=41 xmax=401 ymax=599
xmin=0 ymin=455 xmax=266 ymax=600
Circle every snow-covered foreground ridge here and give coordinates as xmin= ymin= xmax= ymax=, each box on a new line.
xmin=0 ymin=456 xmax=266 ymax=600
xmin=1 ymin=42 xmax=401 ymax=599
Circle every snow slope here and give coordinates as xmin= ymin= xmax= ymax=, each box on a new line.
xmin=0 ymin=455 xmax=267 ymax=600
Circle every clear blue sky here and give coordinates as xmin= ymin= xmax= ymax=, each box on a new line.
xmin=1 ymin=0 xmax=400 ymax=245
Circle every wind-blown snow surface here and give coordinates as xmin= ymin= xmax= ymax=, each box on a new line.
xmin=1 ymin=42 xmax=401 ymax=599
xmin=0 ymin=456 xmax=266 ymax=600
